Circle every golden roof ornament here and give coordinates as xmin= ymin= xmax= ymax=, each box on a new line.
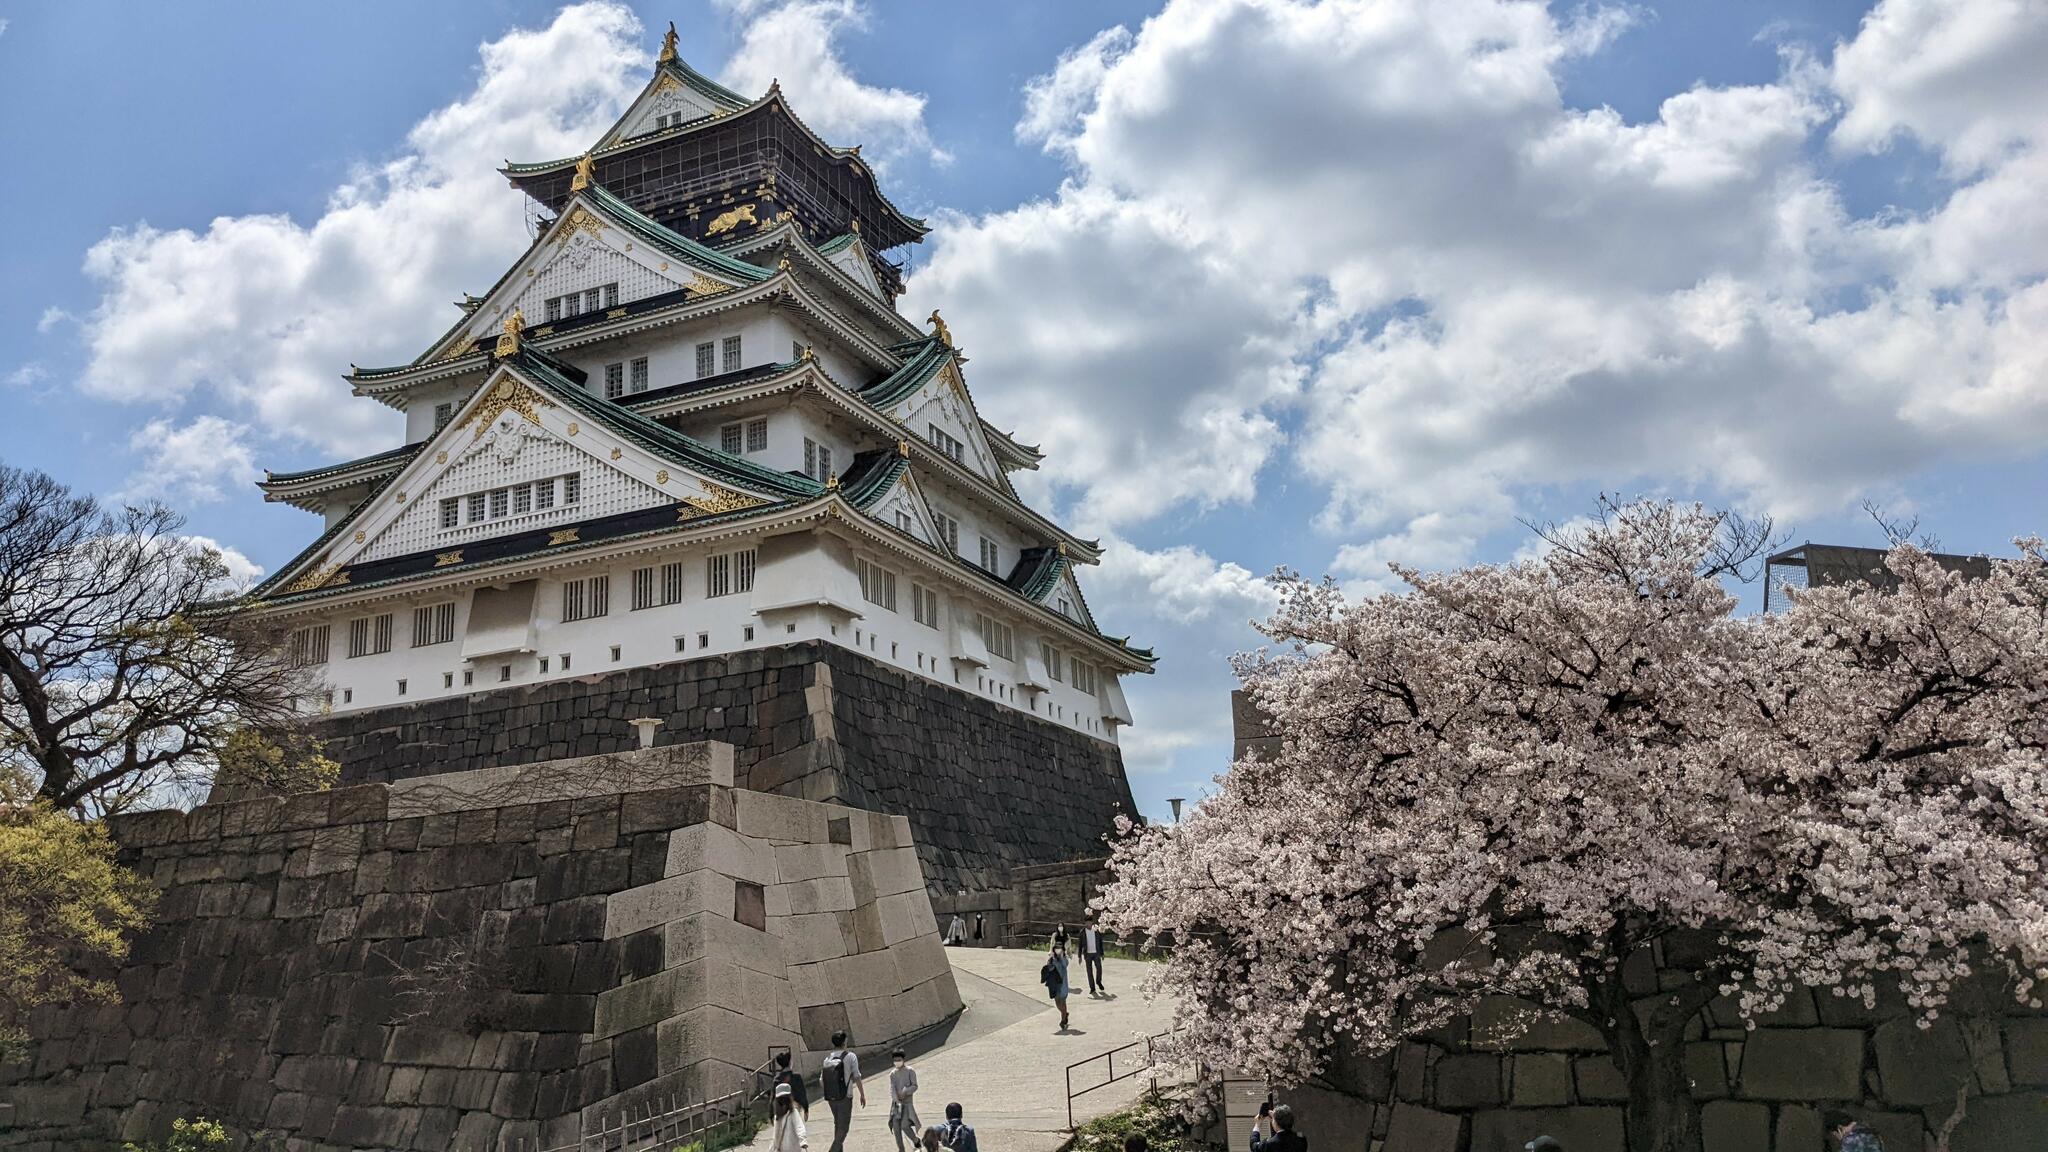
xmin=927 ymin=309 xmax=953 ymax=347
xmin=658 ymin=22 xmax=679 ymax=64
xmin=495 ymin=309 xmax=526 ymax=358
xmin=825 ymin=472 xmax=839 ymax=491
xmin=799 ymin=343 xmax=815 ymax=361
xmin=570 ymin=153 xmax=596 ymax=193
xmin=896 ymin=439 xmax=910 ymax=458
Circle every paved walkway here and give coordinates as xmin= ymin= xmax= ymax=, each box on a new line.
xmin=743 ymin=948 xmax=1175 ymax=1152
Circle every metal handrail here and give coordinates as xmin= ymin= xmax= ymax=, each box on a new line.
xmin=1064 ymin=1030 xmax=1175 ymax=1129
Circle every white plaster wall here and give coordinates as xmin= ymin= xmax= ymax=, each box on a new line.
xmin=295 ymin=530 xmax=1123 ymax=743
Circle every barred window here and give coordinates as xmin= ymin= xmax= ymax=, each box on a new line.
xmin=721 ymin=335 xmax=742 ymax=373
xmin=433 ymin=402 xmax=454 ymax=431
xmin=1044 ymin=642 xmax=1062 ymax=681
xmin=604 ymin=283 xmax=619 ymax=309
xmin=911 ymin=585 xmax=940 ymax=629
xmin=978 ymin=537 xmax=1000 ymax=573
xmin=931 ymin=511 xmax=960 ymax=553
xmin=631 ymin=566 xmax=655 ymax=611
xmin=439 ymin=498 xmax=460 ymax=530
xmin=630 ymin=357 xmax=649 ymax=393
xmin=563 ymin=473 xmax=581 ymax=504
xmin=857 ymin=559 xmax=897 ymax=612
xmin=803 ymin=439 xmax=833 ymax=483
xmin=706 ymin=548 xmax=756 ymax=597
xmin=977 ymin=613 xmax=1014 ymax=661
xmin=545 ymin=297 xmax=563 ymax=322
xmin=289 ymin=624 xmax=330 ymax=667
xmin=746 ymin=418 xmax=768 ymax=452
xmin=584 ymin=288 xmax=602 ymax=313
xmin=1070 ymin=658 xmax=1098 ymax=695
xmin=562 ymin=575 xmax=609 ymax=622
xmin=721 ymin=424 xmax=743 ymax=454
xmin=927 ymin=424 xmax=965 ymax=463
xmin=411 ymin=602 xmax=455 ymax=647
xmin=347 ymin=613 xmax=392 ymax=658
xmin=661 ymin=561 xmax=684 ymax=605
xmin=605 ymin=362 xmax=624 ymax=399
xmin=696 ymin=341 xmax=715 ymax=379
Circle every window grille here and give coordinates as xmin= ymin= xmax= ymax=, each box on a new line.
xmin=722 ymin=424 xmax=743 ymax=454
xmin=289 ymin=624 xmax=330 ymax=667
xmin=630 ymin=357 xmax=649 ymax=393
xmin=562 ymin=575 xmax=609 ymax=622
xmin=433 ymin=402 xmax=454 ymax=431
xmin=746 ymin=419 xmax=768 ymax=452
xmin=605 ymin=363 xmax=624 ymax=399
xmin=722 ymin=335 xmax=742 ymax=373
xmin=412 ymin=602 xmax=455 ymax=647
xmin=696 ymin=342 xmax=715 ymax=379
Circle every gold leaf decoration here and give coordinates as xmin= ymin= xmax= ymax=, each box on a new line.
xmin=434 ymin=550 xmax=463 ymax=568
xmin=548 ymin=528 xmax=580 ymax=546
xmin=353 ymin=530 xmax=366 ymax=543
xmin=566 ymin=422 xmax=579 ymax=437
xmin=704 ymin=203 xmax=758 ymax=236
xmin=678 ymin=482 xmax=768 ymax=518
xmin=606 ymin=307 xmax=628 ymax=319
xmin=687 ymin=273 xmax=733 ymax=297
xmin=559 ymin=205 xmax=605 ymax=242
xmin=656 ymin=469 xmax=670 ymax=485
xmin=436 ymin=451 xmax=448 ymax=464
xmin=284 ymin=562 xmax=346 ymax=595
xmin=610 ymin=448 xmax=623 ymax=460
xmin=454 ymin=377 xmax=555 ymax=438
xmin=494 ymin=309 xmax=526 ymax=358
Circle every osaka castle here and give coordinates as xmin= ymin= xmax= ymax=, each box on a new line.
xmin=251 ymin=24 xmax=1152 ymax=839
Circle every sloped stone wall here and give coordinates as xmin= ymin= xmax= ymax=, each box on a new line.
xmin=308 ymin=641 xmax=1136 ymax=905
xmin=0 ymin=743 xmax=961 ymax=1152
xmin=1294 ymin=936 xmax=2048 ymax=1152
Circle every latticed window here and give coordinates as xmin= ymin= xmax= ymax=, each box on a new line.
xmin=977 ymin=613 xmax=1014 ymax=661
xmin=722 ymin=335 xmax=742 ymax=373
xmin=347 ymin=613 xmax=392 ymax=658
xmin=604 ymin=284 xmax=620 ymax=309
xmin=722 ymin=424 xmax=743 ymax=454
xmin=931 ymin=511 xmax=960 ymax=553
xmin=978 ymin=537 xmax=1000 ymax=573
xmin=513 ymin=483 xmax=533 ymax=515
xmin=440 ymin=498 xmax=460 ymax=530
xmin=927 ymin=424 xmax=965 ymax=463
xmin=562 ymin=575 xmax=609 ymax=622
xmin=630 ymin=357 xmax=649 ymax=393
xmin=546 ymin=297 xmax=563 ymax=322
xmin=412 ymin=602 xmax=455 ymax=647
xmin=289 ymin=624 xmax=330 ymax=667
xmin=696 ymin=342 xmax=715 ymax=379
xmin=746 ymin=419 xmax=768 ymax=452
xmin=434 ymin=402 xmax=454 ymax=431
xmin=563 ymin=474 xmax=581 ymax=504
xmin=1044 ymin=642 xmax=1062 ymax=681
xmin=605 ymin=362 xmax=625 ymax=399
xmin=912 ymin=584 xmax=940 ymax=629
xmin=804 ymin=439 xmax=833 ymax=483
xmin=489 ymin=489 xmax=509 ymax=519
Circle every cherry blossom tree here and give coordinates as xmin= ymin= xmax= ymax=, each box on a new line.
xmin=1095 ymin=499 xmax=2048 ymax=1152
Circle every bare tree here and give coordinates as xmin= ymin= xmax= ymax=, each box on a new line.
xmin=0 ymin=465 xmax=315 ymax=815
xmin=1863 ymin=498 xmax=1941 ymax=550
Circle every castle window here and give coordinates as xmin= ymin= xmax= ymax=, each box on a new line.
xmin=513 ymin=483 xmax=533 ymax=515
xmin=500 ymin=664 xmax=511 ymax=682
xmin=347 ymin=613 xmax=393 ymax=659
xmin=746 ymin=418 xmax=768 ymax=452
xmin=858 ymin=559 xmax=897 ymax=612
xmin=536 ymin=479 xmax=555 ymax=510
xmin=927 ymin=424 xmax=964 ymax=463
xmin=695 ymin=341 xmax=715 ymax=379
xmin=439 ymin=498 xmax=460 ymax=530
xmin=604 ymin=284 xmax=619 ymax=309
xmin=467 ymin=492 xmax=486 ymax=522
xmin=631 ymin=562 xmax=682 ymax=611
xmin=631 ymin=566 xmax=655 ymax=611
xmin=792 ymin=340 xmax=805 ymax=362
xmin=584 ymin=288 xmax=602 ymax=313
xmin=675 ymin=636 xmax=688 ymax=652
xmin=706 ymin=548 xmax=755 ymax=598
xmin=411 ymin=602 xmax=455 ymax=648
xmin=489 ymin=488 xmax=509 ymax=519
xmin=721 ymin=423 xmax=743 ymax=454
xmin=1070 ymin=658 xmax=1098 ymax=696
xmin=896 ymin=510 xmax=913 ymax=532
xmin=630 ymin=357 xmax=649 ymax=393
xmin=743 ymin=625 xmax=755 ymax=642
xmin=343 ymin=688 xmax=352 ymax=704
xmin=1044 ymin=642 xmax=1062 ymax=681
xmin=539 ymin=657 xmax=549 ymax=673
xmin=978 ymin=537 xmax=1000 ymax=573
xmin=288 ymin=624 xmax=330 ymax=667
xmin=931 ymin=511 xmax=960 ymax=554
xmin=698 ymin=632 xmax=708 ymax=649
xmin=721 ymin=335 xmax=742 ymax=373
xmin=977 ymin=613 xmax=1014 ymax=661
xmin=562 ymin=574 xmax=610 ymax=622
xmin=911 ymin=584 xmax=940 ymax=629
xmin=443 ymin=672 xmax=453 ymax=689
xmin=560 ymin=653 xmax=571 ymax=671
xmin=605 ymin=362 xmax=624 ymax=399
xmin=546 ymin=297 xmax=562 ymax=322
xmin=433 ymin=402 xmax=454 ymax=431
xmin=661 ymin=561 xmax=683 ymax=604
xmin=397 ymin=679 xmax=407 ymax=697
xmin=463 ymin=669 xmax=474 ymax=686
xmin=610 ymin=645 xmax=621 ymax=661
xmin=563 ymin=473 xmax=581 ymax=504
xmin=562 ymin=293 xmax=581 ymax=318
xmin=803 ymin=439 xmax=832 ymax=483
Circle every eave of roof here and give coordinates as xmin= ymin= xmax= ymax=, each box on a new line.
xmin=502 ymin=92 xmax=930 ymax=242
xmin=261 ymin=441 xmax=424 ymax=487
xmin=717 ymin=221 xmax=916 ymax=341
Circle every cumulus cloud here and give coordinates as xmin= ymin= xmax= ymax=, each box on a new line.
xmin=918 ymin=0 xmax=2048 ymax=571
xmin=1092 ymin=534 xmax=1279 ymax=625
xmin=715 ymin=0 xmax=946 ymax=166
xmin=181 ymin=535 xmax=267 ymax=587
xmin=120 ymin=416 xmax=260 ymax=506
xmin=75 ymin=2 xmax=650 ymax=457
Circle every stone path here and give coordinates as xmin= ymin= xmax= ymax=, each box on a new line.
xmin=741 ymin=948 xmax=1176 ymax=1152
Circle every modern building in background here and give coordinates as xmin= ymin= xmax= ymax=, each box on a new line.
xmin=1762 ymin=543 xmax=1991 ymax=611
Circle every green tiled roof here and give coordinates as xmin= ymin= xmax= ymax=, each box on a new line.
xmin=581 ymin=184 xmax=774 ymax=284
xmin=859 ymin=337 xmax=952 ymax=408
xmin=839 ymin=450 xmax=909 ymax=510
xmin=264 ymin=441 xmax=423 ymax=485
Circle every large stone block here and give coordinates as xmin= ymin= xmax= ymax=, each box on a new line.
xmin=1701 ymin=1100 xmax=1768 ymax=1152
xmin=1774 ymin=1104 xmax=1824 ymax=1152
xmin=1572 ymin=1056 xmax=1627 ymax=1103
xmin=1873 ymin=1017 xmax=1970 ymax=1105
xmin=733 ymin=789 xmax=830 ymax=845
xmin=1434 ymin=1053 xmax=1503 ymax=1109
xmin=665 ymin=821 xmax=777 ymax=886
xmin=1736 ymin=1028 xmax=1864 ymax=1100
xmin=603 ymin=870 xmax=735 ymax=940
xmin=1511 ymin=1054 xmax=1571 ymax=1107
xmin=1384 ymin=1104 xmax=1460 ymax=1152
xmin=1947 ymin=1092 xmax=2048 ymax=1152
xmin=772 ymin=911 xmax=855 ymax=966
xmin=779 ymin=875 xmax=857 ymax=916
xmin=2007 ymin=1018 xmax=2048 ymax=1087
xmin=1469 ymin=1106 xmax=1623 ymax=1152
xmin=663 ymin=911 xmax=789 ymax=978
xmin=875 ymin=890 xmax=934 ymax=948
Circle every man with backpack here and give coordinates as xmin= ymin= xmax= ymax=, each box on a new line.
xmin=940 ymin=1102 xmax=979 ymax=1152
xmin=770 ymin=1049 xmax=809 ymax=1119
xmin=820 ymin=1030 xmax=866 ymax=1152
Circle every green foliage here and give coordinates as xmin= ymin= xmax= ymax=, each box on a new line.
xmin=121 ymin=1115 xmax=230 ymax=1151
xmin=0 ymin=784 xmax=156 ymax=1059
xmin=1070 ymin=1092 xmax=1217 ymax=1152
xmin=211 ymin=726 xmax=339 ymax=796
xmin=668 ymin=1108 xmax=763 ymax=1152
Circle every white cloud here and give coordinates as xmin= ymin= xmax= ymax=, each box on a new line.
xmin=1092 ymin=534 xmax=1279 ymax=625
xmin=927 ymin=0 xmax=2048 ymax=568
xmin=75 ymin=2 xmax=650 ymax=457
xmin=714 ymin=0 xmax=946 ymax=166
xmin=0 ymin=18 xmax=10 ymax=38
xmin=120 ymin=416 xmax=260 ymax=506
xmin=181 ymin=535 xmax=266 ymax=587
xmin=4 ymin=362 xmax=46 ymax=389
xmin=36 ymin=306 xmax=73 ymax=333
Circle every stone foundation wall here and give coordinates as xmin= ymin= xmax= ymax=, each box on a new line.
xmin=309 ymin=642 xmax=1136 ymax=904
xmin=1297 ymin=935 xmax=2048 ymax=1152
xmin=0 ymin=744 xmax=961 ymax=1152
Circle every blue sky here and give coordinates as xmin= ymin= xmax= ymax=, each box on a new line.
xmin=4 ymin=0 xmax=2048 ymax=820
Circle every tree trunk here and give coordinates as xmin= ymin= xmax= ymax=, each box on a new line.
xmin=1602 ymin=976 xmax=1704 ymax=1152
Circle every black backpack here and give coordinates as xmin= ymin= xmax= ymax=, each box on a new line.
xmin=822 ymin=1053 xmax=849 ymax=1101
xmin=1041 ymin=959 xmax=1060 ymax=990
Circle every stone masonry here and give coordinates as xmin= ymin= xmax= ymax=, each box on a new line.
xmin=0 ymin=743 xmax=961 ymax=1151
xmin=310 ymin=642 xmax=1137 ymax=909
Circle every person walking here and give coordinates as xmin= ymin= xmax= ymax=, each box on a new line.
xmin=939 ymin=1102 xmax=978 ymax=1152
xmin=919 ymin=1125 xmax=947 ymax=1152
xmin=771 ymin=1049 xmax=809 ymax=1119
xmin=1040 ymin=941 xmax=1072 ymax=1029
xmin=1052 ymin=924 xmax=1070 ymax=956
xmin=946 ymin=913 xmax=965 ymax=945
xmin=820 ymin=1030 xmax=865 ymax=1152
xmin=1081 ymin=920 xmax=1106 ymax=995
xmin=973 ymin=912 xmax=984 ymax=943
xmin=886 ymin=1048 xmax=921 ymax=1152
xmin=1250 ymin=1101 xmax=1308 ymax=1152
xmin=1823 ymin=1110 xmax=1885 ymax=1151
xmin=769 ymin=1084 xmax=809 ymax=1152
